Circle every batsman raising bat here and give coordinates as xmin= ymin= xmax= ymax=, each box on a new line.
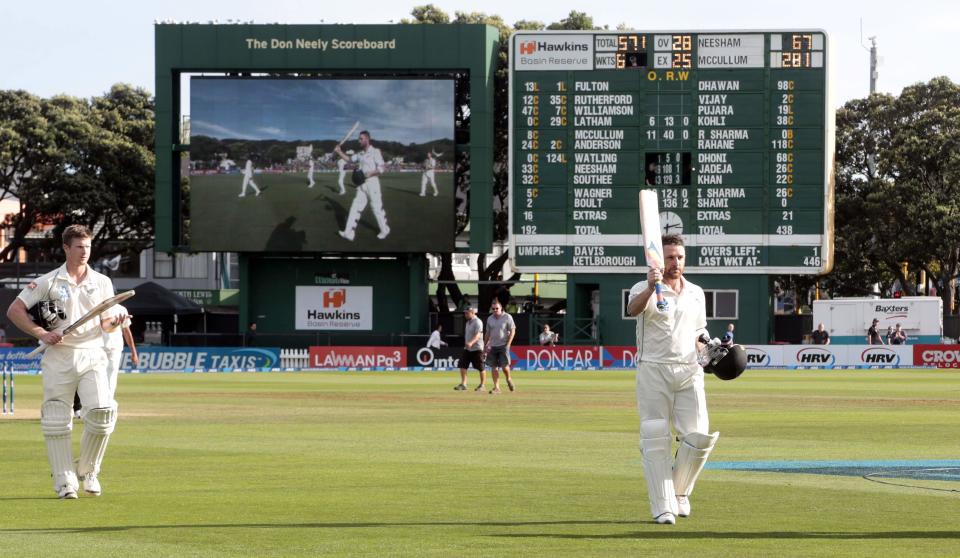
xmin=334 ymin=129 xmax=391 ymax=241
xmin=5 ymin=225 xmax=127 ymax=499
xmin=626 ymin=230 xmax=720 ymax=526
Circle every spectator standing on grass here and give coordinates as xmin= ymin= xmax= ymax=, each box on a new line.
xmin=453 ymin=307 xmax=484 ymax=391
xmin=485 ymin=301 xmax=516 ymax=394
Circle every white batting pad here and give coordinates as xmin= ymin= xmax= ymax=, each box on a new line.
xmin=673 ymin=431 xmax=719 ymax=496
xmin=77 ymin=406 xmax=117 ymax=477
xmin=41 ymin=400 xmax=76 ymax=490
xmin=640 ymin=419 xmax=677 ymax=518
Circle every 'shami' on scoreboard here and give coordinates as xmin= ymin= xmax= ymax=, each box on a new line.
xmin=508 ymin=30 xmax=834 ymax=274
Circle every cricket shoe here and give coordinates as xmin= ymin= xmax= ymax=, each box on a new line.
xmin=338 ymin=230 xmax=355 ymax=241
xmin=453 ymin=384 xmax=466 ymax=391
xmin=676 ymin=495 xmax=690 ymax=517
xmin=377 ymin=226 xmax=391 ymax=239
xmin=655 ymin=512 xmax=676 ymax=525
xmin=83 ymin=473 xmax=102 ymax=496
xmin=420 ymin=192 xmax=426 ymax=197
xmin=474 ymin=385 xmax=486 ymax=392
xmin=507 ymin=379 xmax=515 ymax=392
xmin=489 ymin=387 xmax=501 ymax=394
xmin=57 ymin=484 xmax=78 ymax=500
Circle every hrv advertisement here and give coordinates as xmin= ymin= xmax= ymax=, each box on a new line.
xmin=296 ymin=286 xmax=372 ymax=330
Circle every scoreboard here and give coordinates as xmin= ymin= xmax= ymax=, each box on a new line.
xmin=508 ymin=30 xmax=833 ymax=274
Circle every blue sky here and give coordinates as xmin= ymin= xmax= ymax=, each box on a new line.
xmin=1 ymin=0 xmax=959 ymax=106
xmin=191 ymin=79 xmax=454 ymax=144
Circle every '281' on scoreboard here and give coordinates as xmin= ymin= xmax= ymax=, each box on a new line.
xmin=508 ymin=30 xmax=834 ymax=274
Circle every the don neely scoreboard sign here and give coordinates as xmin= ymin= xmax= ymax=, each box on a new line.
xmin=508 ymin=30 xmax=834 ymax=274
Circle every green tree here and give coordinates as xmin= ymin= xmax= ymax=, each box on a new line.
xmin=828 ymin=77 xmax=960 ymax=319
xmin=546 ymin=11 xmax=598 ymax=31
xmin=0 ymin=85 xmax=155 ymax=263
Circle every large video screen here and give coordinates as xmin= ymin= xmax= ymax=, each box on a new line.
xmin=189 ymin=77 xmax=456 ymax=252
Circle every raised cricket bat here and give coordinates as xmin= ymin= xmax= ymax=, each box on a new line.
xmin=639 ymin=190 xmax=668 ymax=312
xmin=337 ymin=121 xmax=360 ymax=148
xmin=27 ymin=290 xmax=136 ymax=358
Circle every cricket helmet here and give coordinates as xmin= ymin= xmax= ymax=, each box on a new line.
xmin=704 ymin=344 xmax=747 ymax=381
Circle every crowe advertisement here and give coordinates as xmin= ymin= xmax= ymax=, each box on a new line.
xmin=914 ymin=345 xmax=960 ymax=368
xmin=296 ymin=286 xmax=372 ymax=330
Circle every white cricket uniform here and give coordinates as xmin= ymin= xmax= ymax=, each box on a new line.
xmin=240 ymin=160 xmax=261 ymax=196
xmin=337 ymin=159 xmax=348 ymax=194
xmin=344 ymin=145 xmax=389 ymax=236
xmin=307 ymin=160 xmax=315 ymax=188
xmin=420 ymin=155 xmax=437 ymax=196
xmin=627 ymin=277 xmax=711 ymax=518
xmin=19 ymin=265 xmax=116 ymax=409
xmin=426 ymin=330 xmax=445 ymax=349
xmin=102 ymin=307 xmax=131 ymax=398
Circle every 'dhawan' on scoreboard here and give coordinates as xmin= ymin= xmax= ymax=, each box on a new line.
xmin=508 ymin=30 xmax=834 ymax=274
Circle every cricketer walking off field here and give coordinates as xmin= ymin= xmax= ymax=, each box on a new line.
xmin=6 ymin=225 xmax=126 ymax=499
xmin=627 ymin=234 xmax=719 ymax=525
xmin=335 ymin=132 xmax=390 ymax=241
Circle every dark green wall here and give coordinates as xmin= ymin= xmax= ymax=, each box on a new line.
xmin=240 ymin=254 xmax=427 ymax=336
xmin=565 ymin=273 xmax=770 ymax=346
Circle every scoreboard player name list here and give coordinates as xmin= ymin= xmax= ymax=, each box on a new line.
xmin=511 ymin=32 xmax=830 ymax=273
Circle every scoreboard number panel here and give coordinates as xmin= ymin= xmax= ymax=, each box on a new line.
xmin=509 ymin=30 xmax=834 ymax=274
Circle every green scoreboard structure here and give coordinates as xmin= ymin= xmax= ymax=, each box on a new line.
xmin=509 ymin=31 xmax=834 ymax=344
xmin=155 ymin=24 xmax=498 ymax=339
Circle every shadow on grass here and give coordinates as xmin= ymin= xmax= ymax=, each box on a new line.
xmin=1 ymin=521 xmax=959 ymax=540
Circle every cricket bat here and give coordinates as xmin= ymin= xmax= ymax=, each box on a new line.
xmin=639 ymin=190 xmax=668 ymax=312
xmin=337 ymin=121 xmax=360 ymax=148
xmin=27 ymin=290 xmax=136 ymax=358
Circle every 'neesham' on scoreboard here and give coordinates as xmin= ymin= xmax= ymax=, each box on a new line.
xmin=508 ymin=29 xmax=834 ymax=274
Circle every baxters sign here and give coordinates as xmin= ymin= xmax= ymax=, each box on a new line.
xmin=914 ymin=344 xmax=960 ymax=368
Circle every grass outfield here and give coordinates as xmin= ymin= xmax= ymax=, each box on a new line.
xmin=189 ymin=171 xmax=455 ymax=251
xmin=2 ymin=369 xmax=959 ymax=557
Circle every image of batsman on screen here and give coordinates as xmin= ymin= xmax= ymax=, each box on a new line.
xmin=6 ymin=225 xmax=126 ymax=499
xmin=335 ymin=130 xmax=390 ymax=241
xmin=626 ymin=233 xmax=720 ymax=525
